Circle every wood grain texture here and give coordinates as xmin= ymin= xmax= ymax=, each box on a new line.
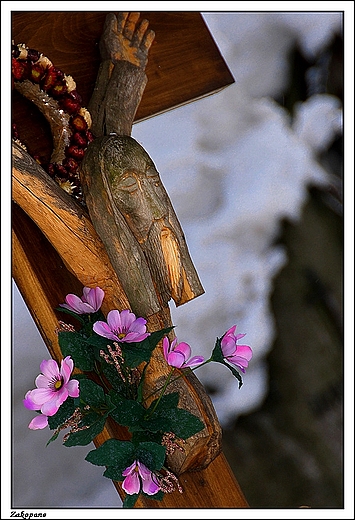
xmin=81 ymin=135 xmax=205 ymax=310
xmin=11 ymin=12 xmax=249 ymax=507
xmin=12 ymin=11 xmax=234 ymax=162
xmin=12 ymin=142 xmax=223 ymax=476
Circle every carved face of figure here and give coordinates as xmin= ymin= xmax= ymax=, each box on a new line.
xmin=104 ymin=135 xmax=172 ymax=243
xmin=93 ymin=133 xmax=204 ymax=306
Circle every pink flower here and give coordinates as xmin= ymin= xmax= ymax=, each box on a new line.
xmin=23 ymin=356 xmax=79 ymax=429
xmin=163 ymin=337 xmax=204 ymax=368
xmin=122 ymin=460 xmax=160 ymax=496
xmin=221 ymin=325 xmax=253 ymax=373
xmin=93 ymin=309 xmax=150 ymax=343
xmin=28 ymin=414 xmax=49 ymax=430
xmin=59 ymin=286 xmax=105 ymax=314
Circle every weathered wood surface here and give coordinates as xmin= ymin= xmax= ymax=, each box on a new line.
xmin=12 ymin=140 xmax=222 ymax=472
xmin=11 ymin=10 xmax=248 ymax=508
xmin=12 ymin=11 xmax=234 ymax=164
xmin=81 ymin=134 xmax=205 ymax=309
xmin=12 ymin=145 xmax=249 ymax=506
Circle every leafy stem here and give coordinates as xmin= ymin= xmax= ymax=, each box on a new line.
xmin=144 ymin=367 xmax=175 ymax=419
xmin=93 ymin=359 xmax=111 ymax=393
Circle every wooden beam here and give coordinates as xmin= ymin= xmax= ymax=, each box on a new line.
xmin=12 ymin=11 xmax=235 ymax=163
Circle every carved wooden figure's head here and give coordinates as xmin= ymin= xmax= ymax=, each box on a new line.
xmin=104 ymin=135 xmax=173 ymax=242
xmin=96 ymin=134 xmax=204 ymax=306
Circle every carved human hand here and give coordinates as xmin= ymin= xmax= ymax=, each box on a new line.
xmin=99 ymin=12 xmax=155 ymax=69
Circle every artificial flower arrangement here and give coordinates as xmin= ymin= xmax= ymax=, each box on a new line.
xmin=23 ymin=286 xmax=253 ymax=507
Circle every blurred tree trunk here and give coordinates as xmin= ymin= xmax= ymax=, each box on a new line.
xmin=222 ymin=183 xmax=343 ymax=508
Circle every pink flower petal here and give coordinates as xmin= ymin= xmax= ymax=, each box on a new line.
xmin=41 ymin=393 xmax=62 ymax=416
xmin=83 ymin=287 xmax=105 ymax=311
xmin=60 ymin=356 xmax=73 ymax=383
xmin=236 ymin=345 xmax=253 ymax=361
xmin=183 ymin=356 xmax=205 ymax=368
xmin=137 ymin=462 xmax=160 ymax=495
xmin=122 ymin=461 xmax=136 ymax=476
xmin=124 ymin=331 xmax=150 ymax=343
xmin=93 ymin=321 xmax=117 ymax=341
xmin=122 ymin=472 xmax=141 ymax=495
xmin=35 ymin=374 xmax=51 ymax=388
xmin=224 ymin=325 xmax=237 ymax=337
xmin=142 ymin=477 xmax=160 ymax=495
xmin=167 ymin=351 xmax=185 ymax=368
xmin=119 ymin=309 xmax=136 ymax=330
xmin=28 ymin=414 xmax=48 ymax=430
xmin=162 ymin=337 xmax=170 ymax=359
xmin=64 ymin=294 xmax=88 ymax=313
xmin=23 ymin=391 xmax=40 ymax=410
xmin=106 ymin=310 xmax=122 ymax=331
xmin=221 ymin=336 xmax=237 ymax=357
xmin=128 ymin=317 xmax=147 ymax=334
xmin=40 ymin=359 xmax=60 ymax=380
xmin=26 ymin=388 xmax=54 ymax=406
xmin=41 ymin=387 xmax=68 ymax=416
xmin=66 ymin=379 xmax=80 ymax=398
xmin=174 ymin=342 xmax=192 ymax=360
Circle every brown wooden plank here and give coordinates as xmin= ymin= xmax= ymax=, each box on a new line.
xmin=12 ymin=155 xmax=249 ymax=508
xmin=12 ymin=11 xmax=234 ymax=163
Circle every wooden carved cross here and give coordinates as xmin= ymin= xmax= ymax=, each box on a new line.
xmin=12 ymin=11 xmax=248 ymax=508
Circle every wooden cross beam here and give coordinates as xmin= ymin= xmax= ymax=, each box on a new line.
xmin=12 ymin=11 xmax=248 ymax=508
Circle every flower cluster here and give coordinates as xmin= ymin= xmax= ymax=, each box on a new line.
xmin=12 ymin=43 xmax=94 ymax=203
xmin=24 ymin=286 xmax=252 ymax=507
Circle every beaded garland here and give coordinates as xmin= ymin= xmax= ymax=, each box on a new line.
xmin=12 ymin=42 xmax=94 ymax=204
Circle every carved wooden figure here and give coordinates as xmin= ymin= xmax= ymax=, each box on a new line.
xmin=81 ymin=12 xmax=204 ymax=310
xmin=12 ymin=11 xmax=249 ymax=508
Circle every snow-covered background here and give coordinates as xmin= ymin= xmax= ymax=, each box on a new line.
xmin=10 ymin=8 xmax=345 ymax=512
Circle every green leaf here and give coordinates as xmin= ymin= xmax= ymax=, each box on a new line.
xmin=122 ymin=493 xmax=139 ymax=508
xmin=63 ymin=414 xmax=106 ymax=446
xmin=143 ymin=392 xmax=204 ymax=438
xmin=120 ymin=343 xmax=153 ymax=368
xmin=85 ymin=438 xmax=135 ymax=468
xmin=79 ymin=378 xmax=107 ymax=408
xmin=131 ymin=430 xmax=163 ymax=446
xmin=135 ymin=442 xmax=166 ymax=471
xmin=58 ymin=331 xmax=96 ymax=371
xmin=55 ymin=306 xmax=85 ymax=324
xmin=140 ymin=414 xmax=172 ymax=433
xmin=122 ymin=327 xmax=174 ymax=368
xmin=163 ymin=408 xmax=204 ymax=439
xmin=210 ymin=337 xmax=243 ymax=388
xmin=46 ymin=429 xmax=60 ymax=446
xmin=47 ymin=397 xmax=76 ymax=430
xmin=147 ymin=392 xmax=179 ymax=413
xmin=103 ymin=465 xmax=125 ymax=481
xmin=85 ymin=333 xmax=113 ymax=350
xmin=109 ymin=394 xmax=146 ymax=429
xmin=101 ymin=361 xmax=127 ymax=395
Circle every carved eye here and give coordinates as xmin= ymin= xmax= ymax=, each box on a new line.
xmin=146 ymin=167 xmax=161 ymax=187
xmin=119 ymin=175 xmax=137 ymax=192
